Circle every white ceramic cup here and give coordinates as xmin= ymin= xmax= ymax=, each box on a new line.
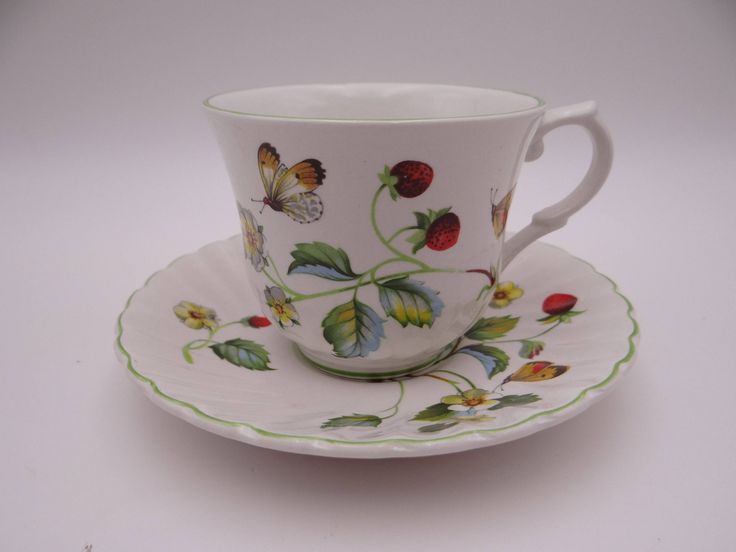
xmin=204 ymin=83 xmax=612 ymax=379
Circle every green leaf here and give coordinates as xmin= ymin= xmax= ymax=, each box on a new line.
xmin=435 ymin=207 xmax=451 ymax=218
xmin=519 ymin=339 xmax=545 ymax=359
xmin=457 ymin=344 xmax=510 ymax=379
xmin=288 ymin=242 xmax=359 ymax=281
xmin=322 ymin=298 xmax=385 ymax=358
xmin=412 ymin=402 xmax=455 ymax=422
xmin=378 ymin=165 xmax=399 ymax=200
xmin=406 ymin=230 xmax=427 ymax=253
xmin=537 ymin=310 xmax=584 ymax=324
xmin=378 ymin=277 xmax=444 ymax=328
xmin=413 ymin=211 xmax=431 ymax=229
xmin=488 ymin=393 xmax=541 ymax=410
xmin=321 ymin=414 xmax=382 ymax=428
xmin=464 ymin=315 xmax=520 ymax=340
xmin=209 ymin=338 xmax=272 ymax=371
xmin=418 ymin=421 xmax=460 ymax=433
xmin=388 ymin=185 xmax=399 ymax=201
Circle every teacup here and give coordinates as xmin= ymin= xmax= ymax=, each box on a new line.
xmin=204 ymin=83 xmax=612 ymax=379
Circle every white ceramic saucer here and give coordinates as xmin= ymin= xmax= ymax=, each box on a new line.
xmin=116 ymin=236 xmax=638 ymax=458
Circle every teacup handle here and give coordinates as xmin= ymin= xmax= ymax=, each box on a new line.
xmin=502 ymin=101 xmax=613 ymax=268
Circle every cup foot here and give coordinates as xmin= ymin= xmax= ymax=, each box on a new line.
xmin=296 ymin=339 xmax=461 ymax=381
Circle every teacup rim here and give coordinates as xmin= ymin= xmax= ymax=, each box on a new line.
xmin=203 ymin=82 xmax=546 ymax=123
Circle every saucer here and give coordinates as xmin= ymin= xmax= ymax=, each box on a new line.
xmin=116 ymin=236 xmax=638 ymax=458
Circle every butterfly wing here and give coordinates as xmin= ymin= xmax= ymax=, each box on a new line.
xmin=491 ymin=187 xmax=515 ymax=238
xmin=272 ymin=159 xmax=325 ymax=203
xmin=258 ymin=143 xmax=285 ymax=199
xmin=507 ymin=361 xmax=569 ymax=383
xmin=279 ymin=192 xmax=324 ymax=224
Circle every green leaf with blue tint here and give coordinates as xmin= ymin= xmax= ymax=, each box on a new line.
xmin=378 ymin=277 xmax=444 ymax=328
xmin=322 ymin=298 xmax=385 ymax=358
xmin=288 ymin=242 xmax=359 ymax=281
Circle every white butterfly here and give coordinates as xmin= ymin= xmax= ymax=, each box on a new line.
xmin=254 ymin=142 xmax=325 ymax=223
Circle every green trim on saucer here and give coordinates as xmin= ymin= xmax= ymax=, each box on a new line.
xmin=115 ymin=238 xmax=639 ymax=449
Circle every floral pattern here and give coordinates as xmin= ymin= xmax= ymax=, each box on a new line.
xmin=171 ymin=291 xmax=584 ymax=433
xmin=174 ymin=301 xmax=273 ymax=371
xmin=442 ymin=388 xmax=498 ymax=411
xmin=173 ymin=301 xmax=219 ymax=330
xmin=238 ymin=151 xmax=505 ymax=359
xmin=323 ymin=292 xmax=581 ymax=433
xmin=238 ymin=205 xmax=267 ymax=272
xmin=490 ymin=281 xmax=524 ymax=308
xmin=264 ymin=286 xmax=300 ymax=328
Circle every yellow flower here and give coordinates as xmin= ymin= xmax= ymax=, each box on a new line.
xmin=239 ymin=206 xmax=267 ymax=272
xmin=264 ymin=286 xmax=300 ymax=328
xmin=490 ymin=281 xmax=524 ymax=308
xmin=441 ymin=388 xmax=499 ymax=411
xmin=173 ymin=301 xmax=219 ymax=330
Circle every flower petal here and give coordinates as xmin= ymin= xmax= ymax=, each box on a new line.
xmin=184 ymin=318 xmax=204 ymax=329
xmin=463 ymin=388 xmax=489 ymax=400
xmin=269 ymin=286 xmax=287 ymax=302
xmin=441 ymin=395 xmax=464 ymax=405
xmin=282 ymin=303 xmax=299 ymax=322
xmin=173 ymin=305 xmax=190 ymax=320
xmin=508 ymin=287 xmax=524 ymax=299
xmin=479 ymin=399 xmax=499 ymax=408
xmin=497 ymin=282 xmax=514 ymax=292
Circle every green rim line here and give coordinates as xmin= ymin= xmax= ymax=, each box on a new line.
xmin=115 ymin=237 xmax=639 ymax=448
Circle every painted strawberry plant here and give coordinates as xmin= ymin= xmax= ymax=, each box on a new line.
xmin=323 ymin=291 xmax=581 ymax=433
xmin=173 ymin=300 xmax=274 ymax=371
xmin=240 ymin=158 xmax=497 ymax=359
xmin=171 ymin=291 xmax=584 ymax=435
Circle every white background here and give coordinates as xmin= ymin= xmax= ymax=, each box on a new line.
xmin=2 ymin=0 xmax=735 ymax=550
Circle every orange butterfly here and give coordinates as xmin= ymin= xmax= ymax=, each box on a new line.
xmin=502 ymin=361 xmax=569 ymax=385
xmin=254 ymin=143 xmax=325 ymax=224
xmin=491 ymin=186 xmax=515 ymax=238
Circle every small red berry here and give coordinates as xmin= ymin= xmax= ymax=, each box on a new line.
xmin=425 ymin=212 xmax=461 ymax=251
xmin=247 ymin=315 xmax=272 ymax=328
xmin=542 ymin=294 xmax=578 ymax=315
xmin=390 ymin=161 xmax=433 ymax=198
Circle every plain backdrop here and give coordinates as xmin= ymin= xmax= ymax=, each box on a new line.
xmin=2 ymin=1 xmax=735 ymax=550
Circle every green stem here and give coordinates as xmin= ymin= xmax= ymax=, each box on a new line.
xmin=182 ymin=327 xmax=215 ymax=363
xmin=425 ymin=373 xmax=463 ymax=393
xmin=491 ymin=320 xmax=563 ymax=344
xmin=371 ymin=184 xmax=430 ymax=270
xmin=180 ymin=319 xmax=253 ymax=363
xmin=267 ymin=255 xmax=289 ymax=288
xmin=433 ymin=369 xmax=477 ymax=389
xmin=368 ymin=257 xmax=408 ymax=286
xmin=262 ymin=267 xmax=301 ymax=297
xmin=289 ymin=266 xmax=458 ymax=303
xmin=386 ymin=226 xmax=415 ymax=244
xmin=475 ymin=284 xmax=492 ymax=301
xmin=379 ymin=381 xmax=405 ymax=419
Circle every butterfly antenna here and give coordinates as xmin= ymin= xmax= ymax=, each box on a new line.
xmin=251 ymin=198 xmax=266 ymax=214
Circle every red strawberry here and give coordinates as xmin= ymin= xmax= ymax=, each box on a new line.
xmin=542 ymin=294 xmax=578 ymax=315
xmin=425 ymin=212 xmax=460 ymax=251
xmin=246 ymin=315 xmax=272 ymax=328
xmin=390 ymin=161 xmax=433 ymax=198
